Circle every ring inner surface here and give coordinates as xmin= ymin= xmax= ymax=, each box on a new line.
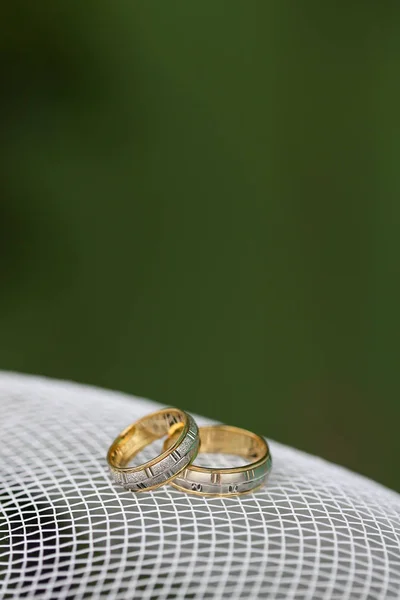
xmin=198 ymin=426 xmax=267 ymax=464
xmin=110 ymin=409 xmax=186 ymax=467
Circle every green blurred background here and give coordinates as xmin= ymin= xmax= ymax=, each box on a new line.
xmin=1 ymin=3 xmax=400 ymax=491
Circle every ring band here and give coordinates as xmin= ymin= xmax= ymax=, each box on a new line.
xmin=164 ymin=425 xmax=271 ymax=496
xmin=107 ymin=408 xmax=199 ymax=492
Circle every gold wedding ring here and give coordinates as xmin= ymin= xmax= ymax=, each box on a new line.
xmin=163 ymin=425 xmax=271 ymax=496
xmin=107 ymin=408 xmax=199 ymax=492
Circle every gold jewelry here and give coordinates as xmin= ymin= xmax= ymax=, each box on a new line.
xmin=107 ymin=408 xmax=199 ymax=492
xmin=164 ymin=424 xmax=271 ymax=496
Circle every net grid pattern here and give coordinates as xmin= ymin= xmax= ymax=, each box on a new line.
xmin=1 ymin=372 xmax=400 ymax=599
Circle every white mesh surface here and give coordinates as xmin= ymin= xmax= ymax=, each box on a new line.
xmin=1 ymin=372 xmax=400 ymax=600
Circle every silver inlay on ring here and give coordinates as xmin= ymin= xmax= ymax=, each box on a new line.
xmin=107 ymin=408 xmax=199 ymax=492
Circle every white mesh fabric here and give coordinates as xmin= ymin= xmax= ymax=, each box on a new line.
xmin=1 ymin=372 xmax=400 ymax=600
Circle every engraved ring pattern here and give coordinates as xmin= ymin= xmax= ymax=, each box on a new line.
xmin=107 ymin=408 xmax=199 ymax=492
xmin=164 ymin=425 xmax=272 ymax=496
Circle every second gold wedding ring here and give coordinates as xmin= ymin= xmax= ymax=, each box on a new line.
xmin=164 ymin=425 xmax=271 ymax=496
xmin=107 ymin=408 xmax=199 ymax=492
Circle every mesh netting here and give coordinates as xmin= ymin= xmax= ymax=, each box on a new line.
xmin=1 ymin=372 xmax=400 ymax=599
